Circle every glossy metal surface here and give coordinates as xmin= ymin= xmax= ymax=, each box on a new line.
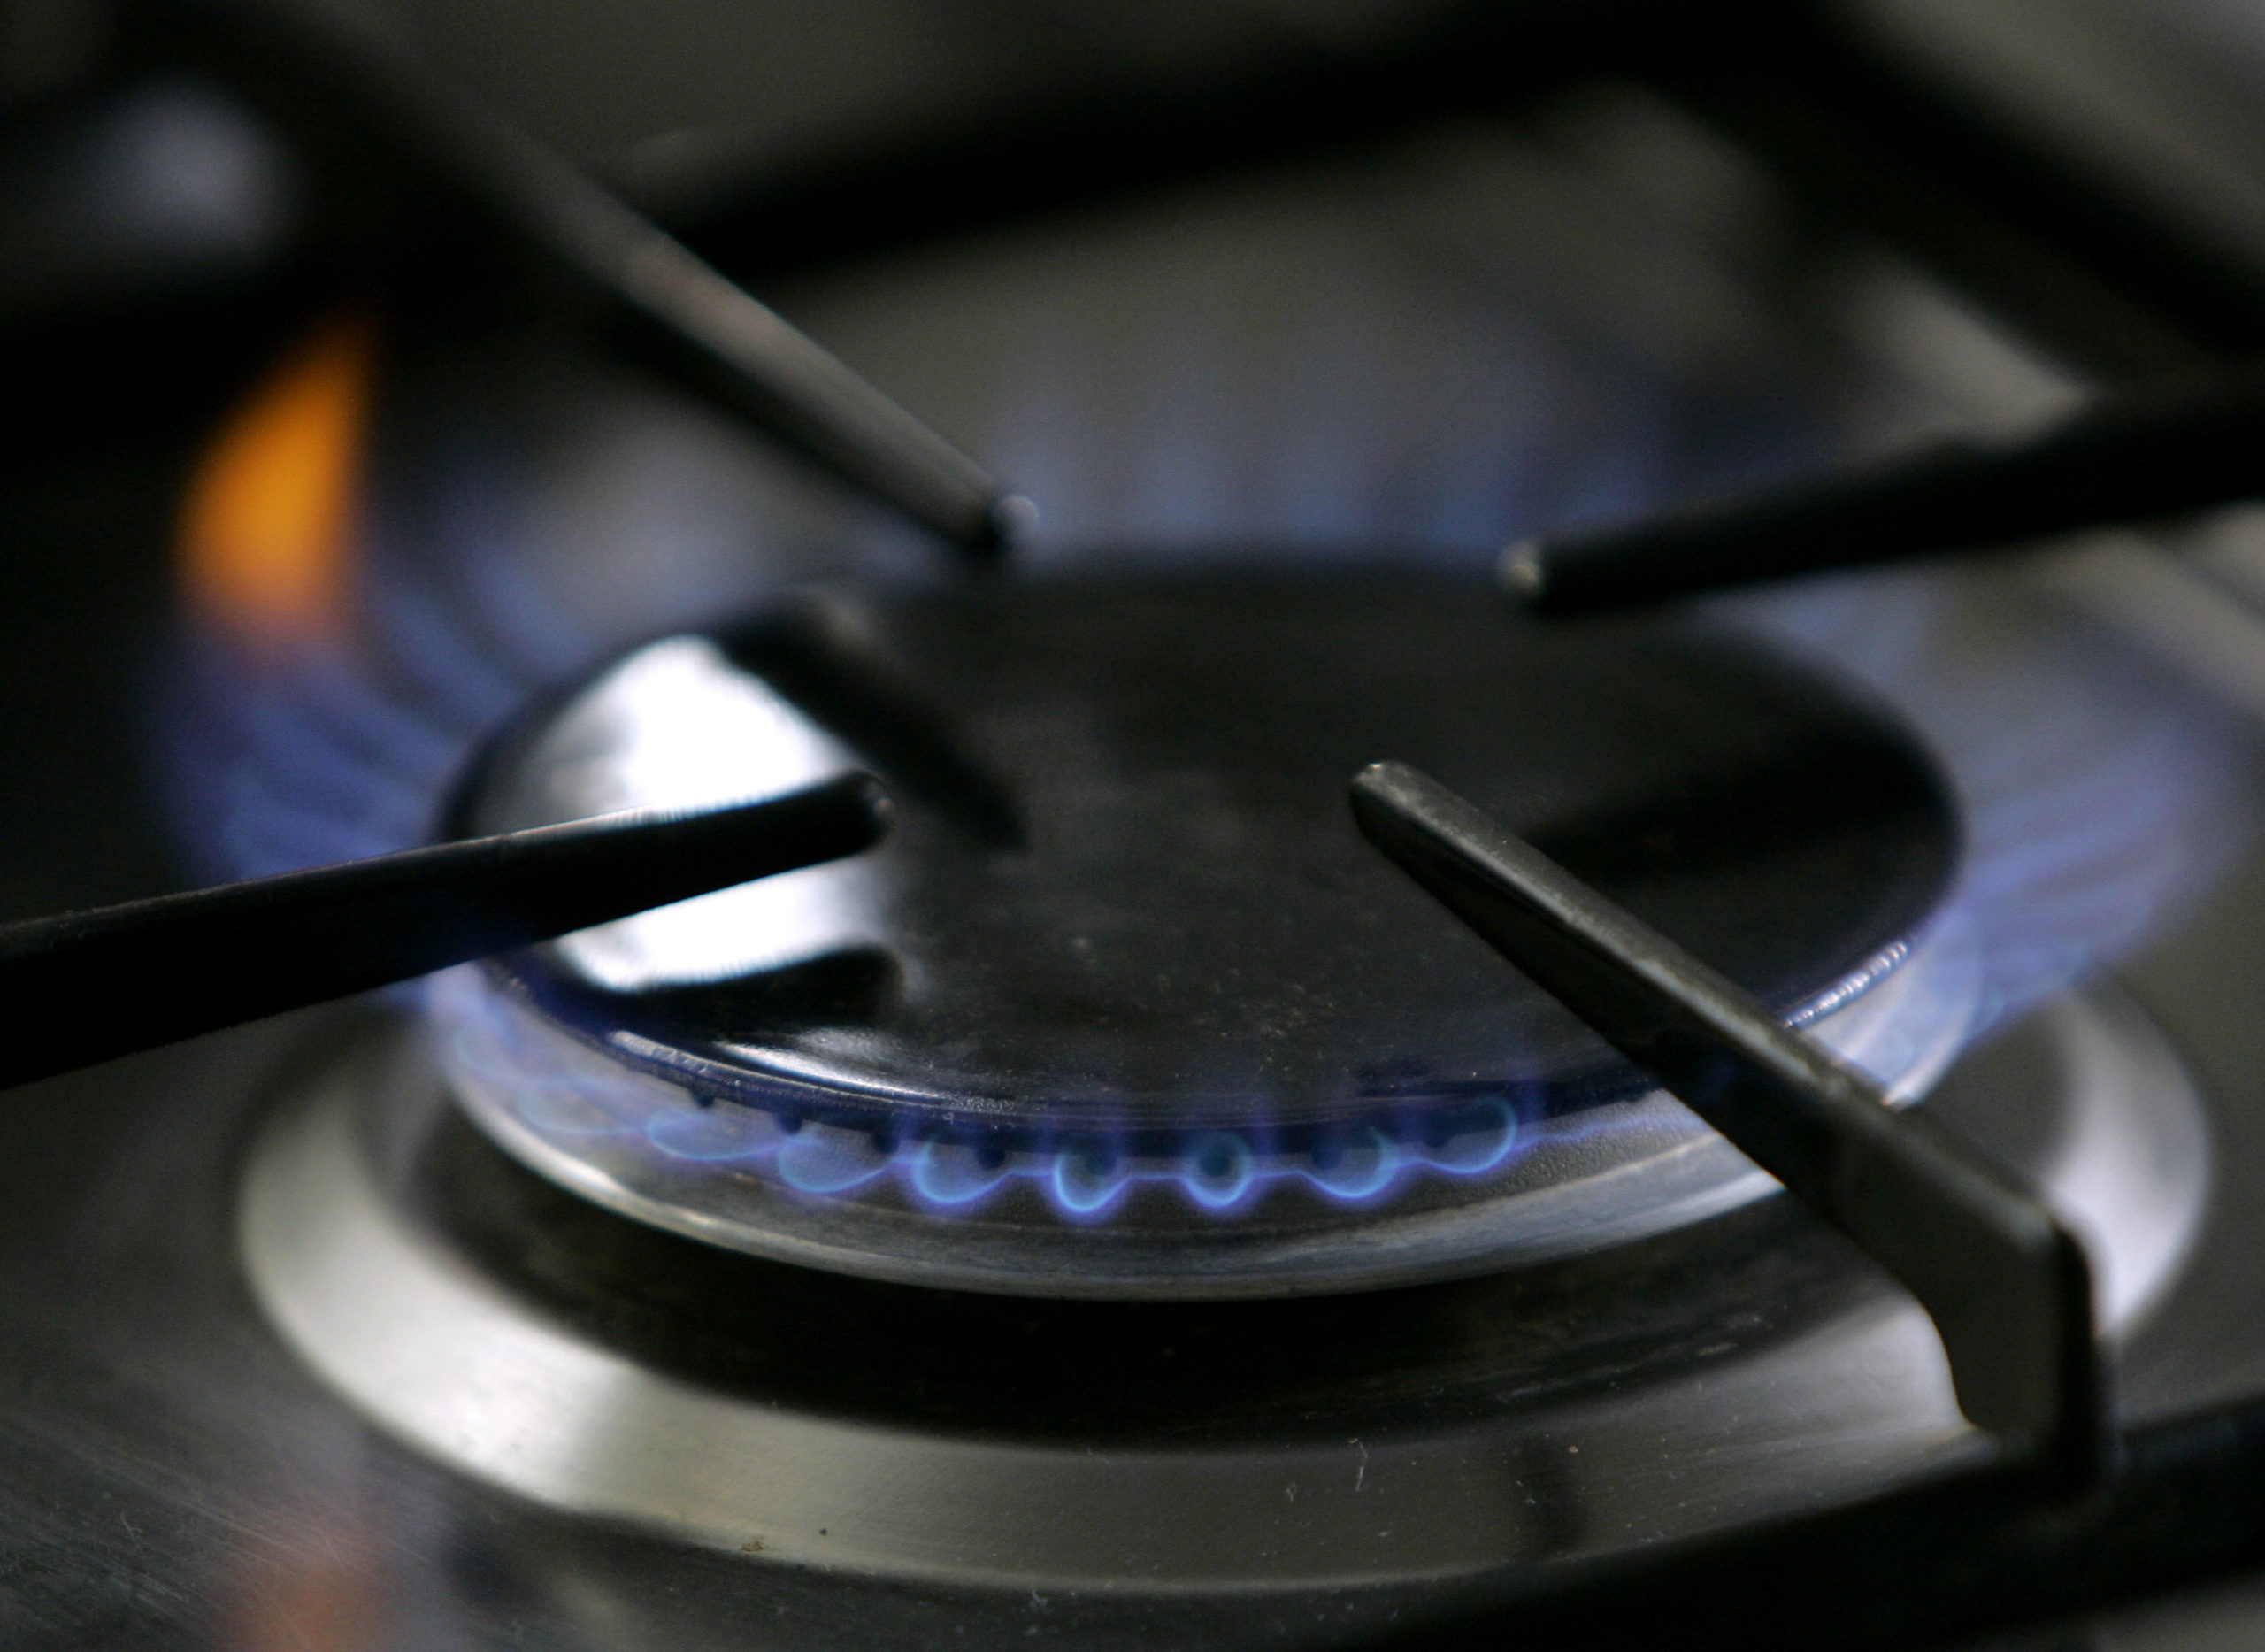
xmin=240 ymin=987 xmax=2200 ymax=1592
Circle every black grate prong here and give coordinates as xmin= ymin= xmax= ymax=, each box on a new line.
xmin=127 ymin=0 xmax=1022 ymax=559
xmin=0 ymin=772 xmax=887 ymax=1092
xmin=1503 ymin=365 xmax=2265 ymax=615
xmin=1350 ymin=760 xmax=2106 ymax=1484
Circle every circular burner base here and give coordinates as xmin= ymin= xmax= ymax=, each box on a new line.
xmin=242 ymin=988 xmax=2206 ymax=1592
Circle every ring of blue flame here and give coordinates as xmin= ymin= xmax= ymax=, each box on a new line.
xmin=431 ymin=965 xmax=1530 ymax=1220
xmin=159 ymin=318 xmax=2261 ymax=1233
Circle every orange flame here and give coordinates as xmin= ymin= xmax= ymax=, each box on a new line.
xmin=180 ymin=312 xmax=375 ymax=649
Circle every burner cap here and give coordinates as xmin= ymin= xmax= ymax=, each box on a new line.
xmin=434 ymin=565 xmax=1965 ymax=1294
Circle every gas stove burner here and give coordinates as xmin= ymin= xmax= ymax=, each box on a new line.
xmin=426 ymin=564 xmax=1977 ymax=1295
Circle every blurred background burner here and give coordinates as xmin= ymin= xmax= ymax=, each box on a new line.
xmin=433 ymin=567 xmax=1968 ymax=1292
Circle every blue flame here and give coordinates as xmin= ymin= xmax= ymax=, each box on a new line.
xmin=1728 ymin=565 xmax=2256 ymax=1041
xmin=432 ymin=966 xmax=1529 ymax=1219
xmin=160 ymin=268 xmax=2258 ymax=1227
xmin=427 ymin=903 xmax=1985 ymax=1221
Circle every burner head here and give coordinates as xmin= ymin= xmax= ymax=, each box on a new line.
xmin=432 ymin=565 xmax=1969 ymax=1295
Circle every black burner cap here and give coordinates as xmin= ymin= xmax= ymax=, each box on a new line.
xmin=471 ymin=566 xmax=1957 ymax=1142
